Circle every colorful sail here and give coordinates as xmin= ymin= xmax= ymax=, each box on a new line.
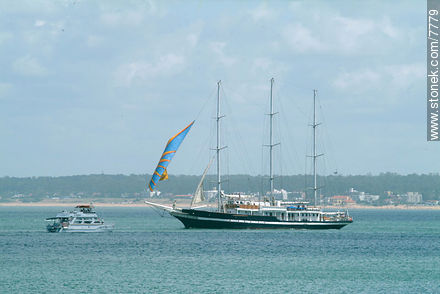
xmin=148 ymin=121 xmax=195 ymax=192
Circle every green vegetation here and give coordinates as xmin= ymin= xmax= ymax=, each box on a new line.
xmin=0 ymin=173 xmax=439 ymax=202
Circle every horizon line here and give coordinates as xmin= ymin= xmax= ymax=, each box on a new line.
xmin=1 ymin=172 xmax=439 ymax=178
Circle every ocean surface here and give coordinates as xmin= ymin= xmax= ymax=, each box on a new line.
xmin=0 ymin=207 xmax=439 ymax=294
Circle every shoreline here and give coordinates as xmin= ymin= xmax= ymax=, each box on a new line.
xmin=324 ymin=204 xmax=440 ymax=210
xmin=1 ymin=201 xmax=440 ymax=210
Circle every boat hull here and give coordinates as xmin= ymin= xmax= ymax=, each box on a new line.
xmin=46 ymin=224 xmax=114 ymax=233
xmin=170 ymin=209 xmax=352 ymax=230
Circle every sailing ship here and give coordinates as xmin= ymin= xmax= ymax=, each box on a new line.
xmin=145 ymin=80 xmax=353 ymax=229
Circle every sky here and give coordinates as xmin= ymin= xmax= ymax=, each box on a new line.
xmin=0 ymin=0 xmax=433 ymax=177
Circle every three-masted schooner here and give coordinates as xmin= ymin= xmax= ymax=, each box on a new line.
xmin=145 ymin=80 xmax=353 ymax=229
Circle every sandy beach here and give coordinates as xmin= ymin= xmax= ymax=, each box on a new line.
xmin=0 ymin=202 xmax=150 ymax=207
xmin=325 ymin=204 xmax=440 ymax=210
xmin=1 ymin=201 xmax=440 ymax=210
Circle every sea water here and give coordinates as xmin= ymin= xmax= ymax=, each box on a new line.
xmin=0 ymin=207 xmax=439 ymax=293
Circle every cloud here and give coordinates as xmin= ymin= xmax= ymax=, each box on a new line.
xmin=332 ymin=63 xmax=424 ymax=96
xmin=386 ymin=63 xmax=424 ymax=87
xmin=98 ymin=1 xmax=164 ymax=27
xmin=115 ymin=53 xmax=185 ymax=86
xmin=332 ymin=16 xmax=400 ymax=52
xmin=381 ymin=17 xmax=399 ymax=38
xmin=34 ymin=20 xmax=46 ymax=27
xmin=100 ymin=10 xmax=144 ymax=27
xmin=210 ymin=42 xmax=236 ymax=66
xmin=332 ymin=69 xmax=381 ymax=91
xmin=12 ymin=55 xmax=48 ymax=76
xmin=86 ymin=35 xmax=102 ymax=47
xmin=251 ymin=57 xmax=288 ymax=76
xmin=249 ymin=2 xmax=275 ymax=21
xmin=0 ymin=31 xmax=13 ymax=45
xmin=253 ymin=57 xmax=272 ymax=71
xmin=332 ymin=16 xmax=375 ymax=51
xmin=282 ymin=6 xmax=401 ymax=54
xmin=187 ymin=33 xmax=199 ymax=48
xmin=0 ymin=83 xmax=12 ymax=99
xmin=0 ymin=0 xmax=429 ymax=176
xmin=282 ymin=24 xmax=324 ymax=53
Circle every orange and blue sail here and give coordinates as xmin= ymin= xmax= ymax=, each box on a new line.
xmin=148 ymin=121 xmax=195 ymax=192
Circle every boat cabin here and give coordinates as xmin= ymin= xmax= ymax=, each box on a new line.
xmin=224 ymin=197 xmax=349 ymax=222
xmin=75 ymin=205 xmax=95 ymax=214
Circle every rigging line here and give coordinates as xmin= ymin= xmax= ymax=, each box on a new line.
xmin=260 ymin=141 xmax=265 ymax=198
xmin=317 ymin=98 xmax=339 ymax=175
xmin=220 ymin=86 xmax=255 ymax=176
xmin=204 ymin=95 xmax=218 ymax=181
xmin=185 ymin=132 xmax=211 ymax=176
xmin=260 ymin=95 xmax=267 ymax=196
xmin=313 ymin=95 xmax=331 ymax=181
xmin=280 ymin=144 xmax=284 ymax=190
xmin=261 ymin=110 xmax=269 ymax=191
xmin=273 ymin=110 xmax=285 ymax=188
xmin=222 ymin=118 xmax=246 ymax=174
xmin=174 ymin=83 xmax=217 ymax=175
xmin=305 ymin=117 xmax=314 ymax=200
xmin=209 ymin=98 xmax=216 ymax=163
xmin=181 ymin=120 xmax=211 ymax=176
xmin=224 ymin=94 xmax=252 ymax=173
xmin=274 ymin=120 xmax=287 ymax=175
xmin=277 ymin=88 xmax=309 ymax=120
xmin=304 ymin=155 xmax=308 ymax=197
xmin=277 ymin=129 xmax=293 ymax=183
xmin=150 ymin=205 xmax=166 ymax=218
xmin=277 ymin=114 xmax=298 ymax=174
xmin=276 ymin=91 xmax=303 ymax=174
xmin=194 ymin=84 xmax=217 ymax=122
xmin=322 ymin=128 xmax=336 ymax=175
xmin=226 ymin=147 xmax=230 ymax=192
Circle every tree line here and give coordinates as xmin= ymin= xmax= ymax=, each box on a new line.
xmin=1 ymin=173 xmax=439 ymax=200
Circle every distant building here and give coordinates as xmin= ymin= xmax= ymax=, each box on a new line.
xmin=270 ymin=189 xmax=289 ymax=200
xmin=290 ymin=191 xmax=306 ymax=201
xmin=348 ymin=188 xmax=379 ymax=203
xmin=348 ymin=188 xmax=360 ymax=201
xmin=405 ymin=192 xmax=422 ymax=204
xmin=358 ymin=192 xmax=380 ymax=203
xmin=329 ymin=195 xmax=355 ymax=206
xmin=205 ymin=189 xmax=221 ymax=200
xmin=426 ymin=200 xmax=439 ymax=205
xmin=383 ymin=191 xmax=403 ymax=205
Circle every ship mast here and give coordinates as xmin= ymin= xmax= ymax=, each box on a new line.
xmin=267 ymin=78 xmax=279 ymax=205
xmin=216 ymin=80 xmax=226 ymax=212
xmin=311 ymin=89 xmax=323 ymax=206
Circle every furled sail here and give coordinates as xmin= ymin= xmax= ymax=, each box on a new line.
xmin=191 ymin=156 xmax=214 ymax=208
xmin=148 ymin=121 xmax=195 ymax=192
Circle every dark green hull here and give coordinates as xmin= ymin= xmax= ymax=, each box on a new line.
xmin=171 ymin=209 xmax=352 ymax=230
